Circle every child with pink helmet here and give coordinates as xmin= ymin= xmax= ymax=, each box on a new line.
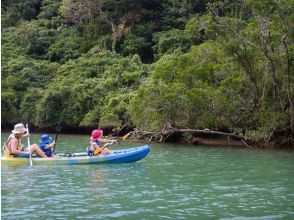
xmin=87 ymin=129 xmax=117 ymax=156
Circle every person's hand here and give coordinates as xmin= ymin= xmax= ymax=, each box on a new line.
xmin=23 ymin=133 xmax=30 ymax=138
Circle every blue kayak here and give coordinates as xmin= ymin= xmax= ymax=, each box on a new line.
xmin=1 ymin=145 xmax=150 ymax=166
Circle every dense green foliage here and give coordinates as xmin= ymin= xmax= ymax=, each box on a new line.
xmin=2 ymin=0 xmax=293 ymax=141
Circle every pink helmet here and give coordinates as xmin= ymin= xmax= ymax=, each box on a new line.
xmin=91 ymin=129 xmax=103 ymax=141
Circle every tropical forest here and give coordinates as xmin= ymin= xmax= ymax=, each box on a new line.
xmin=1 ymin=0 xmax=293 ymax=147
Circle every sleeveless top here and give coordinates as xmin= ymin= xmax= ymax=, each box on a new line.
xmin=87 ymin=140 xmax=102 ymax=156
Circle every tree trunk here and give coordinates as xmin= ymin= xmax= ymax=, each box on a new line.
xmin=282 ymin=35 xmax=294 ymax=135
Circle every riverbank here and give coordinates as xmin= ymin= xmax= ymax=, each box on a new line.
xmin=2 ymin=124 xmax=293 ymax=148
xmin=126 ymin=128 xmax=294 ymax=149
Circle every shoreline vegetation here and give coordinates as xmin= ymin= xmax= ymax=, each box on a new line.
xmin=124 ymin=122 xmax=294 ymax=148
xmin=2 ymin=124 xmax=293 ymax=149
xmin=126 ymin=128 xmax=294 ymax=149
xmin=2 ymin=1 xmax=293 ymax=149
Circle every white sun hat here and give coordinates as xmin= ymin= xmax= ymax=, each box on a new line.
xmin=12 ymin=123 xmax=27 ymax=134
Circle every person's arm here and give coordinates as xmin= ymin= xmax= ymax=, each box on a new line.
xmin=46 ymin=140 xmax=56 ymax=149
xmin=99 ymin=138 xmax=117 ymax=144
xmin=10 ymin=139 xmax=30 ymax=155
xmin=92 ymin=142 xmax=100 ymax=149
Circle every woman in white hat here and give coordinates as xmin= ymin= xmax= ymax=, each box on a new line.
xmin=3 ymin=123 xmax=47 ymax=158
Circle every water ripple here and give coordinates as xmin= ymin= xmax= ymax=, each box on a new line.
xmin=2 ymin=140 xmax=294 ymax=219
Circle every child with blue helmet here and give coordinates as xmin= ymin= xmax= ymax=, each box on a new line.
xmin=39 ymin=134 xmax=55 ymax=157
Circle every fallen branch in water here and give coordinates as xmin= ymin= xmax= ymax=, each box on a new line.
xmin=124 ymin=128 xmax=250 ymax=147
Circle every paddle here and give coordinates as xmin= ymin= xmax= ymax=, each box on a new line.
xmin=26 ymin=122 xmax=33 ymax=167
xmin=93 ymin=140 xmax=117 ymax=155
xmin=53 ymin=124 xmax=62 ymax=153
xmin=122 ymin=132 xmax=131 ymax=141
xmin=94 ymin=133 xmax=131 ymax=155
xmin=113 ymin=132 xmax=133 ymax=146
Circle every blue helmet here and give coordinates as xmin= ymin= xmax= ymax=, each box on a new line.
xmin=39 ymin=134 xmax=53 ymax=145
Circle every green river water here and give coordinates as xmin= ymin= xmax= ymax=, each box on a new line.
xmin=1 ymin=133 xmax=294 ymax=219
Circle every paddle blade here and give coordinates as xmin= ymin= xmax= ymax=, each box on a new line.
xmin=122 ymin=133 xmax=131 ymax=141
xmin=93 ymin=148 xmax=101 ymax=155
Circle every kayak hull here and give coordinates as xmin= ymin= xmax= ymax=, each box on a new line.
xmin=1 ymin=145 xmax=150 ymax=166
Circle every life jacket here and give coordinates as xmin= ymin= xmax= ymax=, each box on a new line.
xmin=2 ymin=134 xmax=24 ymax=157
xmin=87 ymin=140 xmax=102 ymax=156
xmin=39 ymin=142 xmax=53 ymax=157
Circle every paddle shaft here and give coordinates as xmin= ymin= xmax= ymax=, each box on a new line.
xmin=26 ymin=123 xmax=33 ymax=167
xmin=53 ymin=133 xmax=58 ymax=152
xmin=53 ymin=125 xmax=61 ymax=152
